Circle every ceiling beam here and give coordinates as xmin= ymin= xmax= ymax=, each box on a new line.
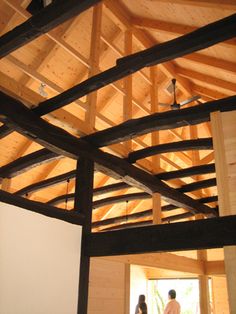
xmin=0 ymin=0 xmax=101 ymax=58
xmin=177 ymin=67 xmax=236 ymax=94
xmin=182 ymin=54 xmax=236 ymax=76
xmin=0 ymin=148 xmax=61 ymax=179
xmin=86 ymin=215 xmax=236 ymax=256
xmin=128 ymin=138 xmax=213 ymax=163
xmin=29 ymin=13 xmax=236 ymax=116
xmin=84 ymin=95 xmax=236 ymax=147
xmin=0 ymin=91 xmax=215 ymax=215
xmin=15 ymin=163 xmax=216 ymax=197
xmin=155 ymin=0 xmax=236 ymax=10
xmin=101 ymin=253 xmax=204 ymax=275
xmin=0 ymin=190 xmax=85 ymax=225
xmin=132 ymin=16 xmax=236 ymax=49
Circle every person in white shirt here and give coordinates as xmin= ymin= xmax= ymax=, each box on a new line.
xmin=163 ymin=289 xmax=181 ymax=314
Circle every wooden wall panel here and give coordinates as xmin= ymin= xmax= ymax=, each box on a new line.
xmin=212 ymin=276 xmax=229 ymax=314
xmin=88 ymin=258 xmax=127 ymax=314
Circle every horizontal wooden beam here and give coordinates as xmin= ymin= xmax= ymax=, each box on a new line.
xmin=15 ymin=170 xmax=76 ymax=196
xmin=0 ymin=91 xmax=215 ymax=215
xmin=84 ymin=95 xmax=236 ymax=147
xmin=158 ymin=163 xmax=215 ymax=180
xmin=32 ymin=14 xmax=236 ymax=116
xmin=0 ymin=148 xmax=61 ymax=178
xmin=47 ymin=176 xmax=217 ymax=207
xmin=162 ymin=195 xmax=218 ymax=212
xmin=0 ymin=0 xmax=101 ymax=58
xmin=47 ymin=182 xmax=129 ymax=205
xmin=128 ymin=138 xmax=213 ymax=163
xmin=102 ymin=252 xmax=205 ymax=275
xmin=87 ymin=215 xmax=236 ymax=256
xmin=177 ymin=178 xmax=216 ymax=193
xmin=92 ymin=195 xmax=218 ymax=229
xmin=205 ymin=260 xmax=225 ymax=275
xmin=0 ymin=190 xmax=85 ymax=225
xmin=92 ymin=192 xmax=150 ymax=209
xmin=15 ymin=163 xmax=216 ymax=197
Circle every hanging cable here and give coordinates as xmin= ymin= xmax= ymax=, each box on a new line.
xmin=65 ymin=178 xmax=70 ymax=210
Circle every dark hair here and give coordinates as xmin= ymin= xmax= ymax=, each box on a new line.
xmin=138 ymin=294 xmax=146 ymax=303
xmin=168 ymin=289 xmax=176 ymax=299
xmin=139 ymin=302 xmax=147 ymax=314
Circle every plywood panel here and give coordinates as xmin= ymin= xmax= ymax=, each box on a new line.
xmin=88 ymin=258 xmax=126 ymax=314
xmin=212 ymin=276 xmax=229 ymax=314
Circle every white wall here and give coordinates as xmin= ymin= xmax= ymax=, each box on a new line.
xmin=0 ymin=202 xmax=82 ymax=314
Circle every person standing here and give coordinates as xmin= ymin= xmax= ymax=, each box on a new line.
xmin=135 ymin=294 xmax=148 ymax=314
xmin=163 ymin=289 xmax=180 ymax=314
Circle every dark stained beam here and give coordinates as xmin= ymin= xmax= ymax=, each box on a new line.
xmin=99 ymin=212 xmax=195 ymax=231
xmin=84 ymin=95 xmax=236 ymax=147
xmin=0 ymin=190 xmax=84 ymax=225
xmin=75 ymin=157 xmax=94 ymax=314
xmin=92 ymin=192 xmax=150 ymax=209
xmin=0 ymin=0 xmax=101 ymax=58
xmin=87 ymin=215 xmax=236 ymax=256
xmin=47 ymin=182 xmax=129 ymax=205
xmin=0 ymin=148 xmax=61 ymax=178
xmin=15 ymin=163 xmax=215 ymax=197
xmin=162 ymin=195 xmax=218 ymax=212
xmin=47 ymin=177 xmax=216 ymax=207
xmin=15 ymin=170 xmax=76 ymax=196
xmin=178 ymin=178 xmax=216 ymax=193
xmin=0 ymin=92 xmax=215 ymax=215
xmin=32 ymin=14 xmax=236 ymax=116
xmin=157 ymin=163 xmax=215 ymax=181
xmin=0 ymin=125 xmax=12 ymax=138
xmin=128 ymin=138 xmax=213 ymax=163
xmin=92 ymin=195 xmax=218 ymax=228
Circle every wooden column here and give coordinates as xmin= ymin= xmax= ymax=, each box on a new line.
xmin=197 ymin=248 xmax=210 ymax=314
xmin=191 ymin=124 xmax=210 ymax=313
xmin=123 ymin=29 xmax=133 ymax=152
xmin=86 ymin=3 xmax=102 ymax=129
xmin=211 ymin=111 xmax=236 ymax=313
xmin=124 ymin=264 xmax=130 ymax=314
xmin=75 ymin=157 xmax=94 ymax=314
xmin=150 ymin=66 xmax=162 ymax=224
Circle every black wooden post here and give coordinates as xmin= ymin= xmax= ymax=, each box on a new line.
xmin=74 ymin=157 xmax=94 ymax=314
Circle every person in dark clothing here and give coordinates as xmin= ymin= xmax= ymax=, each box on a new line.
xmin=135 ymin=294 xmax=148 ymax=314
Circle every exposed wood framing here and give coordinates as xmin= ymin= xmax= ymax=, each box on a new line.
xmin=128 ymin=138 xmax=213 ymax=163
xmin=0 ymin=0 xmax=101 ymax=58
xmin=22 ymin=13 xmax=236 ymax=116
xmin=87 ymin=215 xmax=236 ymax=256
xmin=0 ymin=190 xmax=84 ymax=225
xmin=0 ymin=91 xmax=216 ymax=215
xmin=0 ymin=148 xmax=61 ymax=178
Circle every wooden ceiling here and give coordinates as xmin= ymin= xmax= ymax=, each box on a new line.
xmin=0 ymin=0 xmax=236 ymax=232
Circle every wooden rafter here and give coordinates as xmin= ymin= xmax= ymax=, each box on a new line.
xmin=128 ymin=138 xmax=213 ymax=163
xmin=0 ymin=148 xmax=61 ymax=178
xmin=19 ymin=13 xmax=236 ymax=116
xmin=0 ymin=190 xmax=84 ymax=225
xmin=0 ymin=0 xmax=101 ymax=58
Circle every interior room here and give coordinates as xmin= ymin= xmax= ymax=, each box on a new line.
xmin=0 ymin=0 xmax=236 ymax=313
